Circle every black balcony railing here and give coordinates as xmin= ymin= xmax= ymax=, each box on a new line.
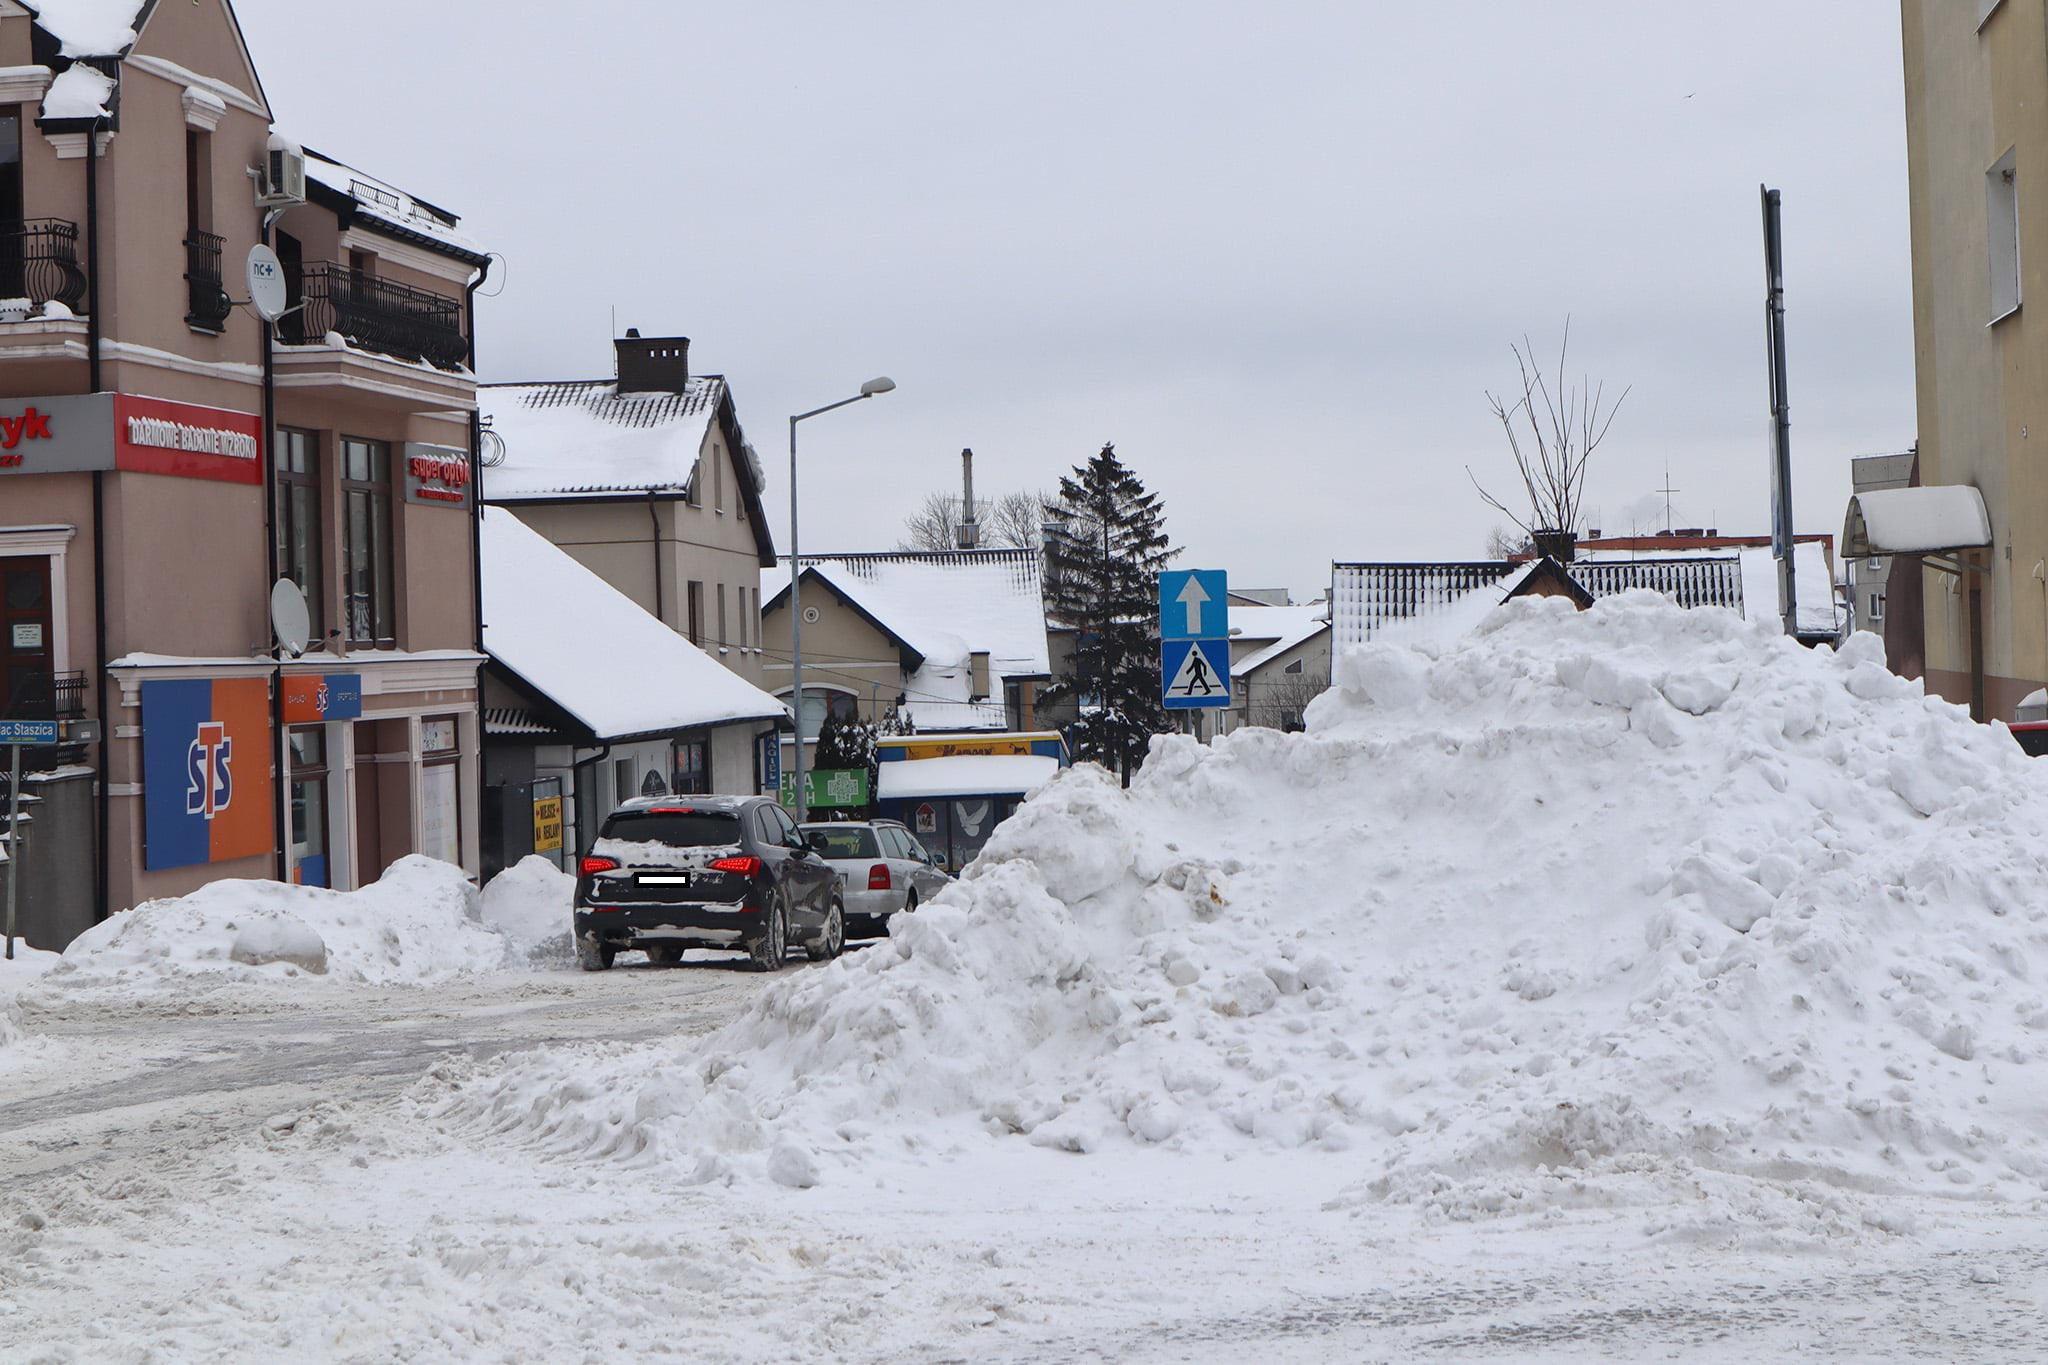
xmin=0 ymin=220 xmax=87 ymax=313
xmin=287 ymin=263 xmax=468 ymax=369
xmin=184 ymin=229 xmax=232 ymax=332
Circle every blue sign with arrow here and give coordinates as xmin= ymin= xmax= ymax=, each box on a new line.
xmin=1159 ymin=569 xmax=1226 ymax=641
xmin=1159 ymin=569 xmax=1230 ymax=710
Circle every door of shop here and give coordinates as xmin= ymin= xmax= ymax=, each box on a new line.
xmin=0 ymin=557 xmax=54 ymax=720
xmin=352 ymin=719 xmax=382 ymax=887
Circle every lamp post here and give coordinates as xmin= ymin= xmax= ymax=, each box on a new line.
xmin=788 ymin=377 xmax=895 ymax=821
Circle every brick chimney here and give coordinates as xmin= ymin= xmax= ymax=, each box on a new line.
xmin=615 ymin=328 xmax=690 ymax=394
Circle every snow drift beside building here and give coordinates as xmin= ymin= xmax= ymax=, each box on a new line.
xmin=423 ymin=592 xmax=2048 ymax=1226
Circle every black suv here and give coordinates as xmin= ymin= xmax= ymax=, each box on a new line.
xmin=573 ymin=795 xmax=844 ymax=972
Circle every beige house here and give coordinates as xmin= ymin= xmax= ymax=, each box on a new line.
xmin=760 ymin=549 xmax=1052 ymax=767
xmin=1223 ymin=600 xmax=1331 ymax=734
xmin=1891 ymin=1 xmax=2048 ymax=718
xmin=477 ymin=333 xmax=775 ymax=692
xmin=0 ymin=0 xmax=491 ymax=941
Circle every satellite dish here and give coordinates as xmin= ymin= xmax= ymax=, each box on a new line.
xmin=270 ymin=578 xmax=311 ymax=657
xmin=246 ymin=244 xmax=289 ymax=323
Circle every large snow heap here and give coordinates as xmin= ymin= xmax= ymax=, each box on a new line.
xmin=427 ymin=592 xmax=2048 ymax=1220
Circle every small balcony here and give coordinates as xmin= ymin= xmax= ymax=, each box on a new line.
xmin=287 ymin=263 xmax=468 ymax=369
xmin=184 ymin=229 xmax=232 ymax=332
xmin=0 ymin=220 xmax=88 ymax=315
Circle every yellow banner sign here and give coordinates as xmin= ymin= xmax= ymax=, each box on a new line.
xmin=886 ymin=736 xmax=1046 ymax=761
xmin=533 ymin=795 xmax=564 ymax=853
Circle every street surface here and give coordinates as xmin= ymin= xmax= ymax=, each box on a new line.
xmin=4 ymin=958 xmax=2046 ymax=1362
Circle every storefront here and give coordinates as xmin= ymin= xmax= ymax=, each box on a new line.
xmin=872 ymin=732 xmax=1068 ymax=873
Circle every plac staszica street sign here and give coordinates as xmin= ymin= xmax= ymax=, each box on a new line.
xmin=0 ymin=719 xmax=59 ymax=746
xmin=1159 ymin=569 xmax=1231 ymax=710
xmin=1158 ymin=569 xmax=1227 ymax=641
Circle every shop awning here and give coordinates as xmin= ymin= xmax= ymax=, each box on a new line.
xmin=1842 ymin=486 xmax=1991 ymax=558
xmin=877 ymin=754 xmax=1061 ymax=801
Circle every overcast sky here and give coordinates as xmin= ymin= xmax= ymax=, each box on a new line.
xmin=239 ymin=1 xmax=1912 ymax=599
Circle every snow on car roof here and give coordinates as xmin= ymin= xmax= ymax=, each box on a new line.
xmin=481 ymin=510 xmax=785 ymax=740
xmin=479 ymin=378 xmax=726 ymax=500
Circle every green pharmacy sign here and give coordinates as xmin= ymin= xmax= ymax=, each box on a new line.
xmin=780 ymin=767 xmax=871 ymax=811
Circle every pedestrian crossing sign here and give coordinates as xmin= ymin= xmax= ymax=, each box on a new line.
xmin=1162 ymin=638 xmax=1231 ymax=710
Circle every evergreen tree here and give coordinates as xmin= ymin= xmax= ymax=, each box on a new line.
xmin=1042 ymin=443 xmax=1176 ymax=782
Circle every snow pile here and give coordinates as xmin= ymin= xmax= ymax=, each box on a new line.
xmin=36 ymin=857 xmax=513 ymax=995
xmin=421 ymin=594 xmax=2048 ymax=1226
xmin=0 ymin=943 xmax=61 ymax=1052
xmin=480 ymin=856 xmax=575 ymax=966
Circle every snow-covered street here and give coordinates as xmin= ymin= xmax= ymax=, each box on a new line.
xmin=1 ymin=960 xmax=2044 ymax=1361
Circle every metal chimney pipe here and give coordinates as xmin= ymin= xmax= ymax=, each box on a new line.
xmin=957 ymin=447 xmax=979 ymax=549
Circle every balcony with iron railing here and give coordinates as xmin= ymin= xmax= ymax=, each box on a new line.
xmin=184 ymin=229 xmax=232 ymax=332
xmin=284 ymin=263 xmax=468 ymax=369
xmin=0 ymin=220 xmax=88 ymax=314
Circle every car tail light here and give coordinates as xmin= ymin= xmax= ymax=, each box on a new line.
xmin=579 ymin=855 xmax=619 ymax=877
xmin=708 ymin=855 xmax=764 ymax=876
xmin=868 ymin=863 xmax=892 ymax=891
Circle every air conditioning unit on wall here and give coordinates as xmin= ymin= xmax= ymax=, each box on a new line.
xmin=258 ymin=133 xmax=306 ymax=208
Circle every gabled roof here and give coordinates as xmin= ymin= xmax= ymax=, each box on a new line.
xmin=302 ymin=148 xmax=488 ymax=265
xmin=764 ymin=549 xmax=1052 ymax=732
xmin=481 ymin=509 xmax=784 ymax=743
xmin=478 ymin=377 xmax=776 ymax=565
xmin=1229 ymin=603 xmax=1330 ymax=678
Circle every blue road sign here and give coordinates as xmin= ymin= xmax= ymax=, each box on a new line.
xmin=1162 ymin=638 xmax=1232 ymax=710
xmin=1159 ymin=569 xmax=1227 ymax=642
xmin=0 ymin=719 xmax=59 ymax=746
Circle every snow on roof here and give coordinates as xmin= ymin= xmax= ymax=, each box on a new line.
xmin=1229 ymin=603 xmax=1330 ymax=678
xmin=22 ymin=0 xmax=145 ymax=57
xmin=1737 ymin=542 xmax=1842 ymax=637
xmin=765 ymin=550 xmax=1052 ymax=732
xmin=481 ymin=510 xmax=784 ymax=740
xmin=1330 ymin=563 xmax=1518 ymax=648
xmin=40 ymin=61 xmax=113 ymax=119
xmin=479 ymin=379 xmax=726 ymax=501
xmin=1843 ymin=485 xmax=1992 ymax=557
xmin=302 ymin=148 xmax=485 ymax=260
xmin=876 ymin=754 xmax=1061 ymax=801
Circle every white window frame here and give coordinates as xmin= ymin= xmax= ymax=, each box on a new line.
xmin=1869 ymin=593 xmax=1886 ymax=623
xmin=1988 ymin=147 xmax=2022 ymax=324
xmin=0 ymin=525 xmax=75 ymax=679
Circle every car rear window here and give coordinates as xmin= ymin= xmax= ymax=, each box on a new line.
xmin=804 ymin=826 xmax=878 ymax=859
xmin=599 ymin=810 xmax=743 ymax=848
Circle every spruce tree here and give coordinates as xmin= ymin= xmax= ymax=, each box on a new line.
xmin=1042 ymin=443 xmax=1176 ymax=783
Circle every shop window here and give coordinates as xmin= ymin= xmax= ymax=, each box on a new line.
xmin=288 ymin=726 xmax=330 ymax=888
xmin=794 ymin=688 xmax=857 ymax=740
xmin=341 ymin=438 xmax=394 ymax=647
xmin=420 ymin=716 xmax=461 ymax=868
xmin=674 ymin=737 xmax=710 ymax=795
xmin=275 ymin=429 xmax=323 ymax=640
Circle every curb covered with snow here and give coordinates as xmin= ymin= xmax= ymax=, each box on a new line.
xmin=419 ymin=594 xmax=2048 ymax=1226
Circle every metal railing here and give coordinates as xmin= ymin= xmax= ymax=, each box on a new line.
xmin=0 ymin=220 xmax=87 ymax=313
xmin=1 ymin=670 xmax=87 ymax=769
xmin=287 ymin=263 xmax=468 ymax=368
xmin=184 ymin=229 xmax=231 ymax=331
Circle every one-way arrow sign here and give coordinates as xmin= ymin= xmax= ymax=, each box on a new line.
xmin=1159 ymin=570 xmax=1226 ymax=643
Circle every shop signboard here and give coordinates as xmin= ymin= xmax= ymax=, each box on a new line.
xmin=0 ymin=393 xmax=263 ymax=485
xmin=141 ymin=678 xmax=274 ymax=871
xmin=281 ymin=673 xmax=363 ymax=724
xmin=403 ymin=443 xmax=471 ymax=507
xmin=533 ymin=795 xmax=564 ymax=853
xmin=778 ymin=767 xmax=869 ymax=811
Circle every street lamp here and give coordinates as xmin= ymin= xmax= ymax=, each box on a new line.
xmin=788 ymin=376 xmax=895 ymax=821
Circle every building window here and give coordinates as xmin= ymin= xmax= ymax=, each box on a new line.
xmin=1867 ymin=556 xmax=1882 ymax=571
xmin=420 ymin=716 xmax=462 ymax=868
xmin=717 ymin=584 xmax=728 ymax=648
xmin=0 ymin=556 xmax=53 ymax=720
xmin=1870 ymin=593 xmax=1886 ymax=623
xmin=288 ymin=726 xmax=330 ymax=888
xmin=674 ymin=737 xmax=710 ymax=795
xmin=1285 ymin=658 xmax=1304 ymax=674
xmin=1989 ymin=148 xmax=2022 ymax=322
xmin=686 ymin=580 xmax=704 ymax=646
xmin=276 ymin=429 xmax=323 ymax=640
xmin=713 ymin=449 xmax=724 ymax=512
xmin=341 ymin=438 xmax=395 ymax=647
xmin=794 ymin=687 xmax=858 ymax=740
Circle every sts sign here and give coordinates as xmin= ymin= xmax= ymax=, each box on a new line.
xmin=142 ymin=678 xmax=273 ymax=871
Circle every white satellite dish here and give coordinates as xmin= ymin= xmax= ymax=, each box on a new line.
xmin=246 ymin=244 xmax=289 ymax=323
xmin=270 ymin=578 xmax=310 ymax=658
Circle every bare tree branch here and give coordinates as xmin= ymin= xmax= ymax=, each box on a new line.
xmin=1470 ymin=321 xmax=1629 ymax=547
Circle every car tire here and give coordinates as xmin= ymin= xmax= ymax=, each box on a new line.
xmin=644 ymin=944 xmax=684 ymax=966
xmin=577 ymin=934 xmax=615 ymax=973
xmin=749 ymin=897 xmax=786 ymax=973
xmin=903 ymin=891 xmax=918 ymax=914
xmin=806 ymin=896 xmax=845 ymax=961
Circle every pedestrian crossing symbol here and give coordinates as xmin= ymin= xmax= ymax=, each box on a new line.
xmin=1162 ymin=637 xmax=1231 ymax=710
